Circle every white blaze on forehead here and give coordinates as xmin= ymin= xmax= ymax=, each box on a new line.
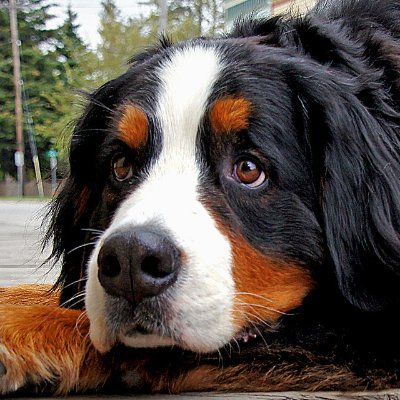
xmin=114 ymin=45 xmax=224 ymax=228
xmin=157 ymin=45 xmax=220 ymax=167
xmin=86 ymin=45 xmax=236 ymax=352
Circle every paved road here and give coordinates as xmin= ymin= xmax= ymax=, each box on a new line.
xmin=0 ymin=199 xmax=60 ymax=286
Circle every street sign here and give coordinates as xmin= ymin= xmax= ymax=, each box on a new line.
xmin=50 ymin=156 xmax=57 ymax=170
xmin=46 ymin=149 xmax=58 ymax=159
xmin=14 ymin=151 xmax=24 ymax=167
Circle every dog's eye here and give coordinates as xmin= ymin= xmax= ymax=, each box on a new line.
xmin=233 ymin=158 xmax=266 ymax=188
xmin=112 ymin=155 xmax=133 ymax=182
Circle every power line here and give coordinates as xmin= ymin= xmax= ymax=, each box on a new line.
xmin=7 ymin=0 xmax=44 ymax=197
xmin=158 ymin=0 xmax=167 ymax=34
xmin=9 ymin=0 xmax=24 ymax=197
xmin=19 ymin=44 xmax=44 ymax=198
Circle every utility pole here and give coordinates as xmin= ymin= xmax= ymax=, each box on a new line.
xmin=9 ymin=0 xmax=24 ymax=197
xmin=158 ymin=0 xmax=168 ymax=34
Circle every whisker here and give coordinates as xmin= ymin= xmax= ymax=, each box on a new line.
xmin=81 ymin=228 xmax=105 ymax=234
xmin=236 ymin=301 xmax=292 ymax=316
xmin=234 ymin=310 xmax=269 ymax=348
xmin=217 ymin=348 xmax=224 ymax=368
xmin=252 ymin=324 xmax=269 ymax=348
xmin=75 ymin=311 xmax=89 ymax=338
xmin=66 ymin=300 xmax=85 ymax=310
xmin=235 ymin=292 xmax=274 ymax=303
xmin=231 ymin=337 xmax=241 ymax=353
xmin=60 ymin=278 xmax=88 ymax=292
xmin=59 ymin=292 xmax=86 ymax=309
xmin=60 ymin=297 xmax=86 ymax=310
xmin=240 ymin=310 xmax=274 ymax=330
xmin=67 ymin=241 xmax=98 ymax=255
xmin=224 ymin=342 xmax=234 ymax=357
xmin=85 ymin=97 xmax=114 ymax=113
xmin=74 ymin=128 xmax=113 ymax=134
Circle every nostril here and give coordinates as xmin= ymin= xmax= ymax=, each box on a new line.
xmin=101 ymin=254 xmax=121 ymax=278
xmin=98 ymin=229 xmax=180 ymax=302
xmin=141 ymin=255 xmax=170 ymax=278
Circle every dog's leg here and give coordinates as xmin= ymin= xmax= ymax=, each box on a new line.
xmin=0 ymin=284 xmax=58 ymax=306
xmin=0 ymin=286 xmax=111 ymax=395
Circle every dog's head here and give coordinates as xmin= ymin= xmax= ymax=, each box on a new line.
xmin=48 ymin=19 xmax=400 ymax=353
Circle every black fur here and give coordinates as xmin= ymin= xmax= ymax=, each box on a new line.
xmin=46 ymin=0 xmax=400 ymax=388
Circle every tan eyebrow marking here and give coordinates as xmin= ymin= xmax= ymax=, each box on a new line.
xmin=209 ymin=97 xmax=252 ymax=134
xmin=117 ymin=104 xmax=148 ymax=149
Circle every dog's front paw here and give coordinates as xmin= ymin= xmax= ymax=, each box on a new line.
xmin=0 ymin=304 xmax=109 ymax=395
xmin=0 ymin=341 xmax=31 ymax=394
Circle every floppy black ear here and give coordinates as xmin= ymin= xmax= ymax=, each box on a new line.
xmin=45 ymin=79 xmax=123 ymax=308
xmin=289 ymin=62 xmax=400 ymax=311
xmin=321 ymin=90 xmax=400 ymax=312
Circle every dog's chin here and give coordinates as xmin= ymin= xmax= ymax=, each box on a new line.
xmin=117 ymin=324 xmax=224 ymax=353
xmin=118 ymin=325 xmax=260 ymax=353
xmin=119 ymin=332 xmax=176 ymax=349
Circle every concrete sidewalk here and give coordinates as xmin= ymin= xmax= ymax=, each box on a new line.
xmin=0 ymin=199 xmax=59 ymax=286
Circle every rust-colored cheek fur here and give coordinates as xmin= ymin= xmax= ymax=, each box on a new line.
xmin=210 ymin=97 xmax=252 ymax=134
xmin=118 ymin=104 xmax=148 ymax=149
xmin=230 ymin=236 xmax=314 ymax=328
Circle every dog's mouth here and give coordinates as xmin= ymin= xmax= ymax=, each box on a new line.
xmin=103 ymin=294 xmax=179 ymax=348
xmin=102 ymin=293 xmax=260 ymax=352
xmin=120 ymin=325 xmax=260 ymax=354
xmin=120 ymin=322 xmax=260 ymax=352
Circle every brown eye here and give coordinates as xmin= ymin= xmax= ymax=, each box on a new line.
xmin=112 ymin=155 xmax=133 ymax=182
xmin=233 ymin=159 xmax=266 ymax=188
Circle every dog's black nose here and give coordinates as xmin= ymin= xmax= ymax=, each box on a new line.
xmin=97 ymin=227 xmax=180 ymax=303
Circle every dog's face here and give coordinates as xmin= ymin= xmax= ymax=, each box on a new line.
xmin=78 ymin=41 xmax=321 ymax=352
xmin=51 ymin=28 xmax=400 ymax=354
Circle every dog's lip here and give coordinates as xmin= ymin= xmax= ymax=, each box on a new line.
xmin=118 ymin=325 xmax=178 ymax=349
xmin=233 ymin=327 xmax=258 ymax=344
xmin=125 ymin=324 xmax=153 ymax=336
xmin=122 ymin=316 xmax=171 ymax=339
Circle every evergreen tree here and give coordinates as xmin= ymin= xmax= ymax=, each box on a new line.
xmin=97 ymin=0 xmax=127 ymax=81
xmin=144 ymin=0 xmax=224 ymax=40
xmin=0 ymin=1 xmax=97 ymax=180
xmin=0 ymin=3 xmax=15 ymax=180
xmin=97 ymin=0 xmax=151 ymax=82
xmin=0 ymin=0 xmax=64 ymax=179
xmin=50 ymin=5 xmax=100 ymax=160
xmin=0 ymin=0 xmax=224 ymax=182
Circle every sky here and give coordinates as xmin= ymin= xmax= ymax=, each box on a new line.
xmin=50 ymin=0 xmax=148 ymax=49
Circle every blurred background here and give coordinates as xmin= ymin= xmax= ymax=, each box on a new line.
xmin=0 ymin=0 xmax=315 ymax=198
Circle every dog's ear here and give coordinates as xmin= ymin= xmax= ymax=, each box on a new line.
xmin=288 ymin=61 xmax=400 ymax=312
xmin=45 ymin=79 xmax=122 ymax=308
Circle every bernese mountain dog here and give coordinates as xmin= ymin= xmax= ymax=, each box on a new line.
xmin=1 ymin=0 xmax=400 ymax=395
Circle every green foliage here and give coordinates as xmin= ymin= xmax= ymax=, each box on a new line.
xmin=50 ymin=6 xmax=101 ymax=162
xmin=0 ymin=0 xmax=98 ymax=179
xmin=96 ymin=0 xmax=224 ymax=81
xmin=96 ymin=0 xmax=152 ymax=81
xmin=144 ymin=0 xmax=224 ymax=39
xmin=0 ymin=0 xmax=224 ymax=182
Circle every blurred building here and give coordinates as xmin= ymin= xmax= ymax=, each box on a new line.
xmin=224 ymin=0 xmax=272 ymax=31
xmin=224 ymin=0 xmax=316 ymax=30
xmin=272 ymin=0 xmax=316 ymax=15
